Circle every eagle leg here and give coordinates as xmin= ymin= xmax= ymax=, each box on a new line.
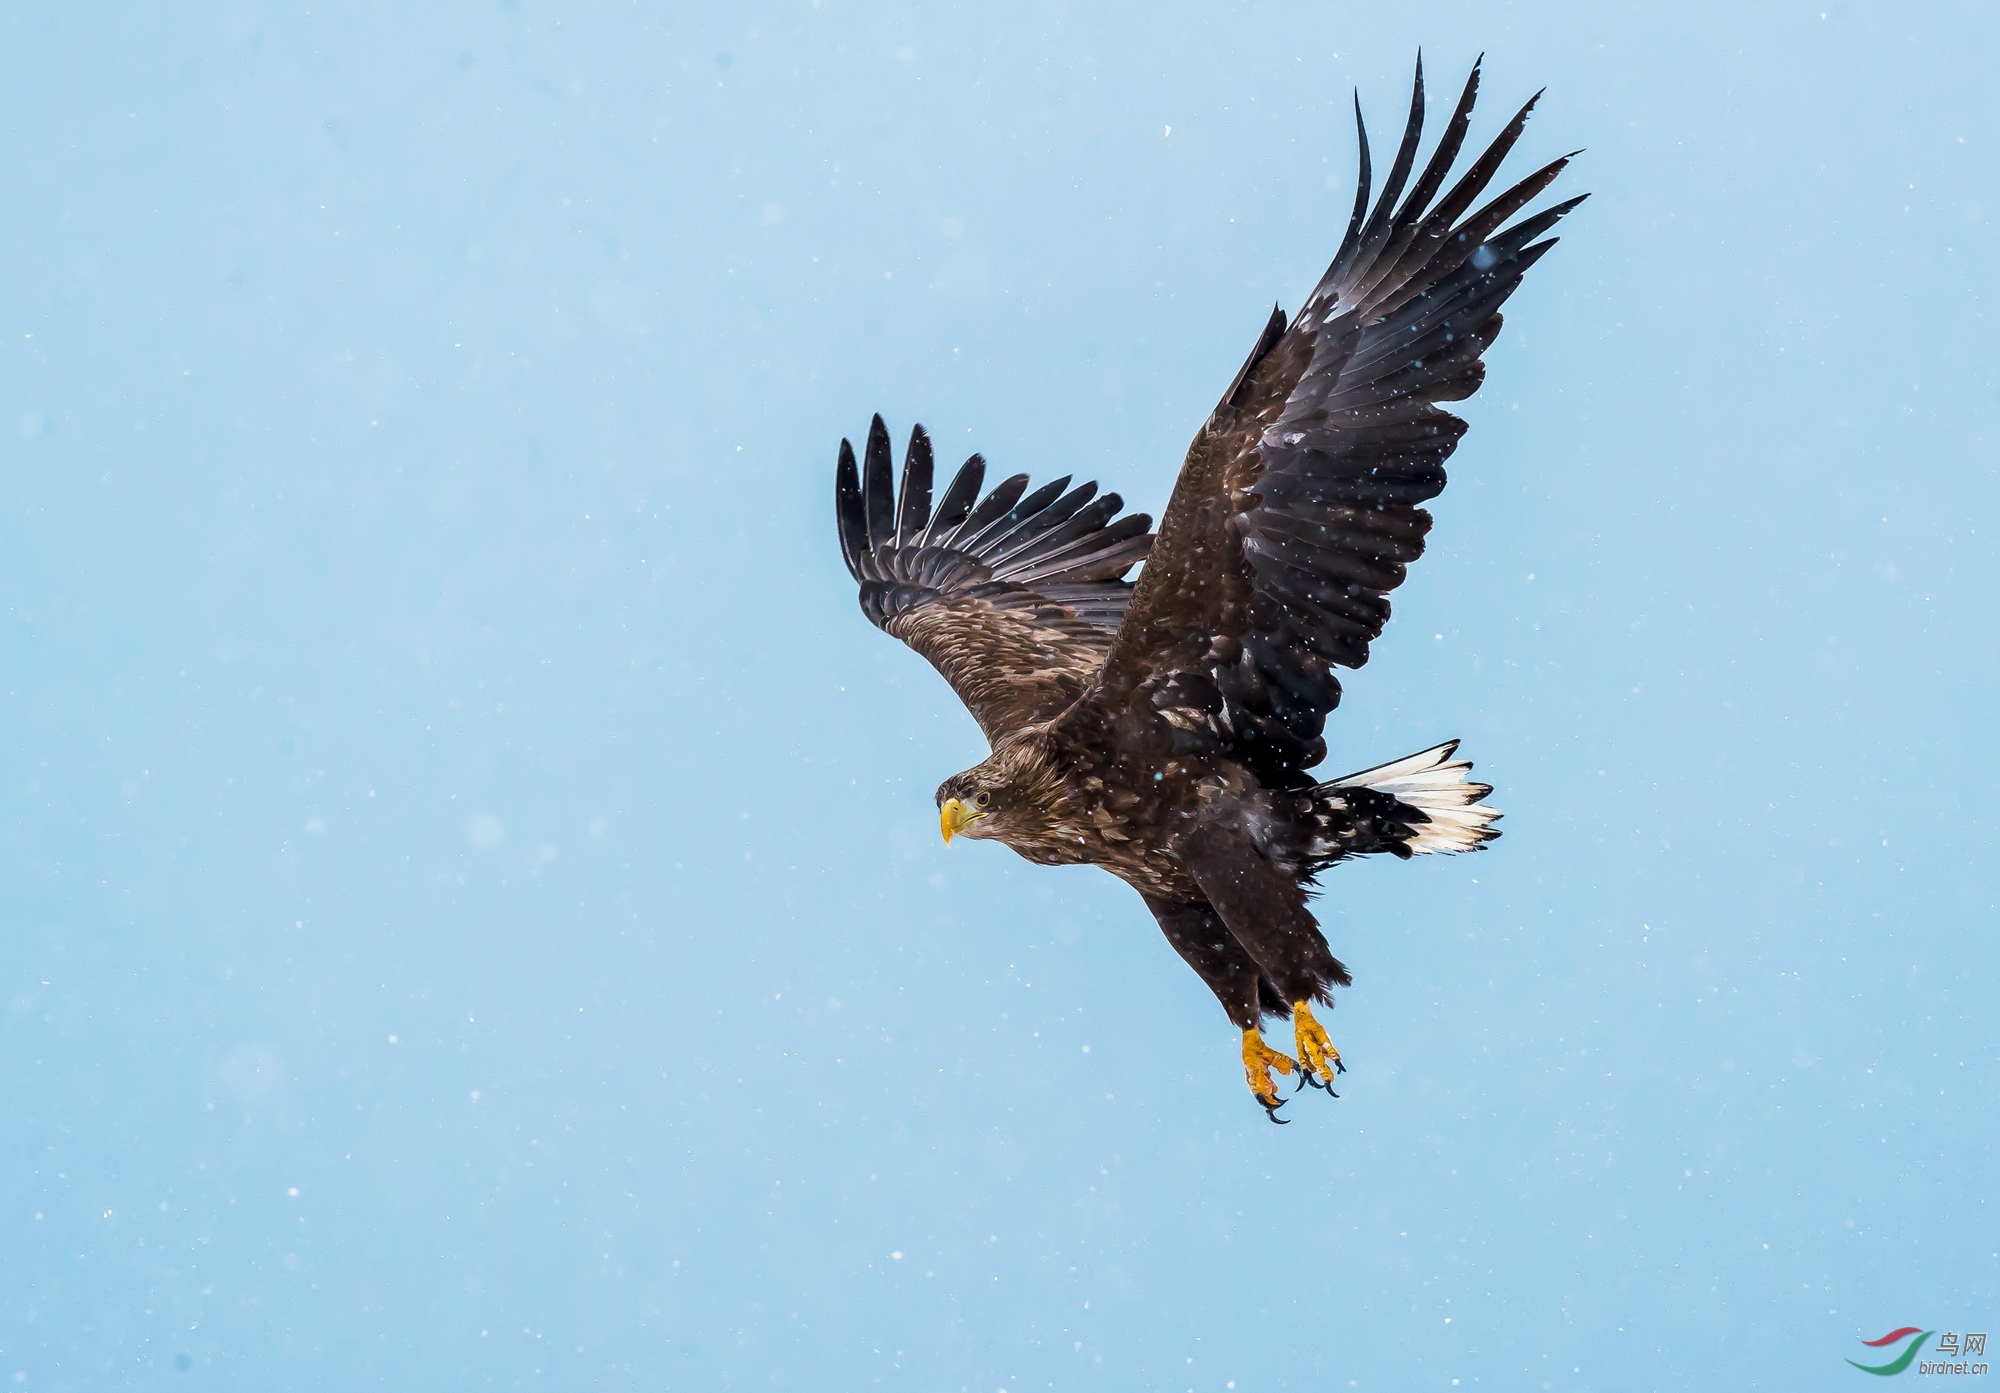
xmin=1241 ymin=1027 xmax=1297 ymax=1119
xmin=1179 ymin=817 xmax=1352 ymax=1017
xmin=1292 ymin=999 xmax=1344 ymax=1090
xmin=1138 ymin=894 xmax=1299 ymax=1121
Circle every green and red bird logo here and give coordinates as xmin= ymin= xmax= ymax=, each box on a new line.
xmin=1846 ymin=1327 xmax=1930 ymax=1376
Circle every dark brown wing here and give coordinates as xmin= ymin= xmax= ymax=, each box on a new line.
xmin=1096 ymin=57 xmax=1585 ymax=785
xmin=836 ymin=415 xmax=1154 ymax=744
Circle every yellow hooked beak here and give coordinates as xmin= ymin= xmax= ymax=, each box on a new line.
xmin=939 ymin=797 xmax=983 ymax=844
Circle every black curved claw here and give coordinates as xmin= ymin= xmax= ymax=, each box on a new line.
xmin=1297 ymin=1067 xmax=1343 ymax=1098
xmin=1259 ymin=1097 xmax=1290 ymax=1125
xmin=1335 ymin=1057 xmax=1348 ymax=1076
xmin=1294 ymin=1069 xmax=1308 ymax=1095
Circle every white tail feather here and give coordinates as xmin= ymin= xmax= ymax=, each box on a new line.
xmin=1332 ymin=739 xmax=1500 ymax=854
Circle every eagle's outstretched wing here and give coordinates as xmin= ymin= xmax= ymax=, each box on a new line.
xmin=836 ymin=415 xmax=1154 ymax=744
xmin=1096 ymin=57 xmax=1585 ymax=785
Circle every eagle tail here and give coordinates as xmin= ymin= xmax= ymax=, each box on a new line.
xmin=1310 ymin=739 xmax=1500 ymax=859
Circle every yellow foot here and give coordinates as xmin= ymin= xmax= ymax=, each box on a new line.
xmin=1241 ymin=1028 xmax=1297 ymax=1122
xmin=1292 ymin=1000 xmax=1345 ymax=1092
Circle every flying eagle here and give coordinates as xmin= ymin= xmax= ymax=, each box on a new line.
xmin=834 ymin=58 xmax=1581 ymax=1120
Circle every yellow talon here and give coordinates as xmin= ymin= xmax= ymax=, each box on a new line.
xmin=1241 ymin=1027 xmax=1296 ymax=1105
xmin=1292 ymin=1000 xmax=1342 ymax=1084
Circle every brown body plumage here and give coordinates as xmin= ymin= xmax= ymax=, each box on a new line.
xmin=835 ymin=57 xmax=1581 ymax=1119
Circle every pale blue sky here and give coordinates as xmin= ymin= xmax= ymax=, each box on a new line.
xmin=3 ymin=3 xmax=1995 ymax=1388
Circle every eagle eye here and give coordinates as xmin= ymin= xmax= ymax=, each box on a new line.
xmin=974 ymin=790 xmax=991 ymax=808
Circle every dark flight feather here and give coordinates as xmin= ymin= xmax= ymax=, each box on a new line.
xmin=833 ymin=422 xmax=1155 ymax=742
xmin=920 ymin=454 xmax=986 ymax=545
xmin=1098 ymin=54 xmax=1585 ymax=786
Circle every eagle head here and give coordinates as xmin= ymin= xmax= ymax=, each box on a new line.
xmin=936 ymin=736 xmax=1062 ymax=845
